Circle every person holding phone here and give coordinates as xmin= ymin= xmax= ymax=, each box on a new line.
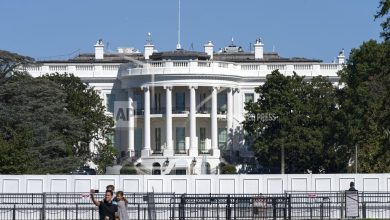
xmin=90 ymin=189 xmax=119 ymax=220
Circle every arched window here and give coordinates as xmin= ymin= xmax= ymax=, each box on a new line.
xmin=152 ymin=162 xmax=161 ymax=175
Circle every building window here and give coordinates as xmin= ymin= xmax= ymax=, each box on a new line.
xmin=153 ymin=93 xmax=161 ymax=113
xmin=199 ymin=127 xmax=206 ymax=153
xmin=175 ymin=92 xmax=185 ymax=112
xmin=199 ymin=93 xmax=207 ymax=112
xmin=152 ymin=162 xmax=161 ymax=175
xmin=135 ymin=128 xmax=142 ymax=154
xmin=244 ymin=93 xmax=254 ymax=103
xmin=173 ymin=169 xmax=187 ymax=175
xmin=134 ymin=94 xmax=143 ymax=115
xmin=155 ymin=127 xmax=161 ymax=152
xmin=218 ymin=93 xmax=227 ymax=113
xmin=106 ymin=93 xmax=116 ymax=113
xmin=175 ymin=127 xmax=186 ymax=153
xmin=218 ymin=128 xmax=227 ymax=151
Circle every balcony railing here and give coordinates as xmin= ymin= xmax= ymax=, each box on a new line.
xmin=24 ymin=60 xmax=342 ymax=80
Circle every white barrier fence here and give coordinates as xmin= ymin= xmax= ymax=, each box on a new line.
xmin=1 ymin=174 xmax=389 ymax=194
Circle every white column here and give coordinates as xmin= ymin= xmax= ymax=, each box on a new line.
xmin=142 ymin=86 xmax=151 ymax=156
xmin=227 ymin=88 xmax=233 ymax=151
xmin=128 ymin=89 xmax=135 ymax=157
xmin=189 ymin=85 xmax=198 ymax=156
xmin=211 ymin=86 xmax=220 ymax=157
xmin=164 ymin=86 xmax=174 ymax=156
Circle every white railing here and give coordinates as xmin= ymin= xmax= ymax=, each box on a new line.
xmin=294 ymin=64 xmax=312 ymax=70
xmin=320 ymin=64 xmax=338 ymax=70
xmin=197 ymin=61 xmax=211 ymax=67
xmin=49 ymin=65 xmax=67 ymax=72
xmin=76 ymin=65 xmax=94 ymax=71
xmin=25 ymin=61 xmax=342 ymax=78
xmin=241 ymin=64 xmax=259 ymax=70
xmin=173 ymin=61 xmax=188 ymax=67
xmin=150 ymin=62 xmax=165 ymax=67
xmin=102 ymin=65 xmax=119 ymax=71
xmin=267 ymin=64 xmax=286 ymax=71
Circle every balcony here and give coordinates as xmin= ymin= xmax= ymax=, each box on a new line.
xmin=123 ymin=61 xmax=342 ymax=79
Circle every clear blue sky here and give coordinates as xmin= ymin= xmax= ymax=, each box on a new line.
xmin=0 ymin=0 xmax=383 ymax=62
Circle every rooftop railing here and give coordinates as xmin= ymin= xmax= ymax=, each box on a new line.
xmin=24 ymin=60 xmax=343 ymax=79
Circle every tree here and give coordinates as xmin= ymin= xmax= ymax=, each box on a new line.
xmin=40 ymin=73 xmax=115 ymax=165
xmin=0 ymin=50 xmax=116 ymax=174
xmin=0 ymin=76 xmax=86 ymax=173
xmin=0 ymin=50 xmax=33 ymax=84
xmin=337 ymin=40 xmax=390 ymax=172
xmin=92 ymin=139 xmax=118 ymax=174
xmin=243 ymin=71 xmax=343 ymax=173
xmin=375 ymin=0 xmax=390 ymax=41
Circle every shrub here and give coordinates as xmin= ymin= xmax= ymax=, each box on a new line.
xmin=120 ymin=164 xmax=137 ymax=175
xmin=220 ymin=163 xmax=237 ymax=174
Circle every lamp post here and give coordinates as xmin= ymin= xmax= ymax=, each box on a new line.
xmin=281 ymin=145 xmax=285 ymax=174
xmin=355 ymin=144 xmax=358 ymax=174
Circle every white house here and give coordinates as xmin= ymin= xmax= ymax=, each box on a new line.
xmin=26 ymin=38 xmax=344 ymax=175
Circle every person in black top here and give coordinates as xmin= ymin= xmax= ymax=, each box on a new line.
xmin=90 ymin=189 xmax=118 ymax=220
xmin=349 ymin=181 xmax=357 ymax=191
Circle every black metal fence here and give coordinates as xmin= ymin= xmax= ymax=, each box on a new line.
xmin=0 ymin=192 xmax=389 ymax=219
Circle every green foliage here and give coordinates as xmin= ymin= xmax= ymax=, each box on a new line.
xmin=92 ymin=139 xmax=118 ymax=174
xmin=375 ymin=0 xmax=390 ymax=41
xmin=220 ymin=163 xmax=237 ymax=174
xmin=0 ymin=52 xmax=116 ymax=174
xmin=337 ymin=40 xmax=390 ymax=173
xmin=0 ymin=50 xmax=33 ymax=84
xmin=40 ymin=73 xmax=114 ymax=162
xmin=243 ymin=71 xmax=343 ymax=173
xmin=120 ymin=163 xmax=138 ymax=175
xmin=0 ymin=76 xmax=85 ymax=173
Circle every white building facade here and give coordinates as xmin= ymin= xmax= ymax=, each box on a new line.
xmin=26 ymin=39 xmax=345 ymax=175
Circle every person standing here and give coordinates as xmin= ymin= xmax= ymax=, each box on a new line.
xmin=116 ymin=191 xmax=130 ymax=220
xmin=349 ymin=181 xmax=357 ymax=191
xmin=90 ymin=189 xmax=118 ymax=220
xmin=106 ymin=185 xmax=117 ymax=205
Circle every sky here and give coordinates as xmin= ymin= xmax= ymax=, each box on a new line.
xmin=0 ymin=0 xmax=383 ymax=62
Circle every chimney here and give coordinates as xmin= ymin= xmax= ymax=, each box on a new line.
xmin=144 ymin=32 xmax=154 ymax=60
xmin=337 ymin=49 xmax=345 ymax=64
xmin=204 ymin=41 xmax=214 ymax=59
xmin=94 ymin=39 xmax=104 ymax=60
xmin=254 ymin=38 xmax=264 ymax=59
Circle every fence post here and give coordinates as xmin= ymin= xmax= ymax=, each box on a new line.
xmin=283 ymin=194 xmax=287 ymax=220
xmin=340 ymin=192 xmax=344 ymax=219
xmin=226 ymin=195 xmax=231 ymax=220
xmin=362 ymin=202 xmax=366 ymax=218
xmin=272 ymin=198 xmax=277 ymax=220
xmin=137 ymin=204 xmax=140 ymax=220
xmin=288 ymin=194 xmax=292 ymax=220
xmin=320 ymin=201 xmax=324 ymax=220
xmin=179 ymin=194 xmax=185 ymax=220
xmin=42 ymin=193 xmax=46 ymax=220
xmin=65 ymin=207 xmax=67 ymax=220
xmin=12 ymin=204 xmax=16 ymax=220
xmin=75 ymin=203 xmax=78 ymax=220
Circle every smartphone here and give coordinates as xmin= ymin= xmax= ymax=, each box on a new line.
xmin=94 ymin=190 xmax=99 ymax=193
